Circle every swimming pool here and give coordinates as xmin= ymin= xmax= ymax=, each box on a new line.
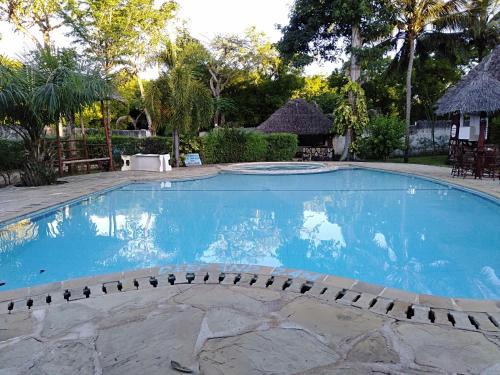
xmin=1 ymin=168 xmax=499 ymax=299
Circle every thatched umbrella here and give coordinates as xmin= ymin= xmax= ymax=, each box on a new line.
xmin=435 ymin=45 xmax=500 ymax=178
xmin=435 ymin=45 xmax=500 ymax=115
xmin=257 ymin=99 xmax=332 ymax=136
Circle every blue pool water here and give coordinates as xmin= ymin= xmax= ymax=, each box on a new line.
xmin=1 ymin=169 xmax=499 ymax=299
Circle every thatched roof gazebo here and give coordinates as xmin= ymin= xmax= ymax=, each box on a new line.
xmin=257 ymin=98 xmax=332 ymax=136
xmin=435 ymin=45 xmax=500 ymax=178
xmin=436 ymin=45 xmax=500 ymax=116
xmin=257 ymin=99 xmax=335 ymax=162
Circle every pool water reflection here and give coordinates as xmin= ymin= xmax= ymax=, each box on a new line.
xmin=1 ymin=169 xmax=499 ymax=299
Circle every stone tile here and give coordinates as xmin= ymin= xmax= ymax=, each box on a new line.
xmin=336 ymin=290 xmax=361 ymax=306
xmin=380 ymin=287 xmax=418 ymax=303
xmin=395 ymin=322 xmax=500 ymax=374
xmin=411 ymin=304 xmax=431 ymax=324
xmin=453 ymin=298 xmax=500 ymax=313
xmin=351 ymin=292 xmax=377 ymax=310
xmin=97 ymin=304 xmax=204 ymax=375
xmin=351 ymin=281 xmax=385 ymax=296
xmin=0 ymin=311 xmax=34 ymax=341
xmin=419 ymin=294 xmax=456 ymax=309
xmin=432 ymin=308 xmax=454 ymax=326
xmin=279 ymin=297 xmax=386 ymax=347
xmin=387 ymin=300 xmax=411 ymax=320
xmin=369 ymin=297 xmax=394 ymax=315
xmin=469 ymin=312 xmax=500 ymax=332
xmin=449 ymin=310 xmax=476 ymax=330
xmin=346 ymin=332 xmax=399 ymax=364
xmin=322 ymin=274 xmax=356 ymax=289
xmin=200 ymin=327 xmax=338 ymax=375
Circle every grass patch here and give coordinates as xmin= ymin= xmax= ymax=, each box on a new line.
xmin=383 ymin=154 xmax=449 ymax=166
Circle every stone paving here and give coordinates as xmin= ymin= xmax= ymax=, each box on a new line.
xmin=1 ymin=162 xmax=499 ymax=374
xmin=1 ymin=280 xmax=500 ymax=374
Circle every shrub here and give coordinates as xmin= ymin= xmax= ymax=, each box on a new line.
xmin=242 ymin=132 xmax=269 ymax=162
xmin=0 ymin=139 xmax=24 ymax=185
xmin=265 ymin=133 xmax=298 ymax=161
xmin=201 ymin=129 xmax=297 ymax=164
xmin=359 ymin=116 xmax=405 ymax=160
xmin=85 ymin=135 xmax=172 ymax=165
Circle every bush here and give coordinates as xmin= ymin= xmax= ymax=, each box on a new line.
xmin=242 ymin=132 xmax=269 ymax=162
xmin=201 ymin=129 xmax=297 ymax=164
xmin=359 ymin=116 xmax=405 ymax=160
xmin=265 ymin=133 xmax=298 ymax=161
xmin=0 ymin=139 xmax=24 ymax=184
xmin=85 ymin=135 xmax=172 ymax=165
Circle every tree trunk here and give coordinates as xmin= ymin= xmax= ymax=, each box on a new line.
xmin=340 ymin=23 xmax=362 ymax=161
xmin=101 ymin=100 xmax=114 ymax=171
xmin=404 ymin=37 xmax=416 ymax=163
xmin=42 ymin=29 xmax=51 ymax=49
xmin=137 ymin=75 xmax=154 ymax=134
xmin=173 ymin=128 xmax=180 ymax=168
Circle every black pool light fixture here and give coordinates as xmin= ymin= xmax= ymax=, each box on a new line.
xmin=168 ymin=274 xmax=176 ymax=285
xmin=149 ymin=276 xmax=158 ymax=288
xmin=218 ymin=272 xmax=225 ymax=283
xmin=83 ymin=286 xmax=91 ymax=298
xmin=186 ymin=272 xmax=195 ymax=284
xmin=63 ymin=289 xmax=71 ymax=301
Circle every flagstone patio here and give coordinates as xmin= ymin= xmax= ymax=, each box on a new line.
xmin=1 ymin=280 xmax=500 ymax=374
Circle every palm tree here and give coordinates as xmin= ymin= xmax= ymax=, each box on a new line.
xmin=0 ymin=49 xmax=111 ymax=185
xmin=441 ymin=0 xmax=499 ymax=61
xmin=391 ymin=0 xmax=462 ymax=162
xmin=146 ymin=39 xmax=213 ymax=167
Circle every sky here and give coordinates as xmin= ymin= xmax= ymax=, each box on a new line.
xmin=0 ymin=0 xmax=337 ymax=76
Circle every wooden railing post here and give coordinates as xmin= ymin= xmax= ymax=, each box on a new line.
xmin=56 ymin=122 xmax=63 ymax=177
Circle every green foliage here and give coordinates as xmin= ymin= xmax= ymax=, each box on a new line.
xmin=265 ymin=133 xmax=298 ymax=161
xmin=278 ymin=0 xmax=395 ymax=65
xmin=242 ymin=133 xmax=269 ymax=162
xmin=292 ymin=75 xmax=340 ymax=114
xmin=489 ymin=116 xmax=500 ymax=146
xmin=201 ymin=129 xmax=297 ymax=164
xmin=333 ymin=80 xmax=369 ymax=152
xmin=0 ymin=139 xmax=24 ymax=184
xmin=147 ymin=37 xmax=214 ymax=135
xmin=358 ymin=116 xmax=405 ymax=160
xmin=85 ymin=135 xmax=171 ymax=164
xmin=0 ymin=49 xmax=110 ymax=186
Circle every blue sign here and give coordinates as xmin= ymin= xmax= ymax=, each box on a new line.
xmin=184 ymin=153 xmax=202 ymax=166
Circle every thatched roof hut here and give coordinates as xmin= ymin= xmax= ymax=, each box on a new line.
xmin=257 ymin=99 xmax=332 ymax=135
xmin=435 ymin=45 xmax=500 ymax=115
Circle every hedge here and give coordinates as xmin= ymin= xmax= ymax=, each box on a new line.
xmin=265 ymin=133 xmax=299 ymax=161
xmin=201 ymin=129 xmax=297 ymax=164
xmin=85 ymin=135 xmax=172 ymax=164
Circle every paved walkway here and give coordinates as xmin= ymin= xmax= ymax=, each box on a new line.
xmin=1 ymin=277 xmax=500 ymax=374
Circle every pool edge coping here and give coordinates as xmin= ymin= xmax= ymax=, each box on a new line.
xmin=1 ymin=264 xmax=499 ymax=333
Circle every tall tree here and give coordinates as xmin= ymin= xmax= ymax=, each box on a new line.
xmin=62 ymin=0 xmax=177 ymax=133
xmin=0 ymin=0 xmax=62 ymax=49
xmin=390 ymin=0 xmax=462 ymax=162
xmin=146 ymin=38 xmax=213 ymax=166
xmin=278 ymin=0 xmax=394 ymax=160
xmin=208 ymin=34 xmax=249 ymax=126
xmin=438 ymin=0 xmax=500 ymax=61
